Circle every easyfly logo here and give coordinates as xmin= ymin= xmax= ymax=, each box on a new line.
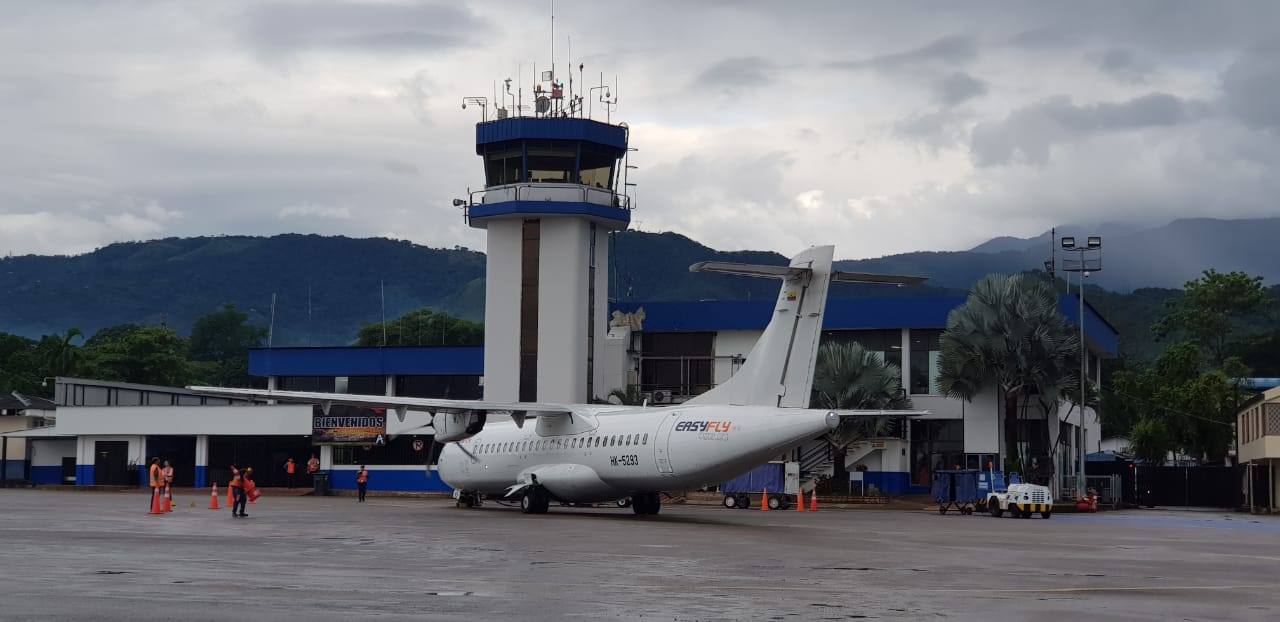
xmin=674 ymin=420 xmax=732 ymax=433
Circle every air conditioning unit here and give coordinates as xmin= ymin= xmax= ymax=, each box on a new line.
xmin=652 ymin=390 xmax=672 ymax=404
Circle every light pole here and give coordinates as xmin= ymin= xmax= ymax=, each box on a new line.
xmin=1060 ymin=236 xmax=1102 ymax=500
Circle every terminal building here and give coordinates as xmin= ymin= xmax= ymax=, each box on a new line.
xmin=3 ymin=294 xmax=1116 ymax=497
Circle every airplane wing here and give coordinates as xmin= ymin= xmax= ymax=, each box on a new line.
xmin=831 ymin=409 xmax=931 ymax=417
xmin=186 ymin=386 xmax=576 ymax=420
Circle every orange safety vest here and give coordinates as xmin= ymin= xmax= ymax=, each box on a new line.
xmin=307 ymin=458 xmax=319 ymax=473
xmin=149 ymin=464 xmax=163 ymax=488
xmin=356 ymin=471 xmax=368 ymax=484
xmin=286 ymin=460 xmax=296 ymax=474
xmin=229 ymin=475 xmax=243 ymax=489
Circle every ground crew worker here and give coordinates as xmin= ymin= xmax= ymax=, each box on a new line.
xmin=285 ymin=458 xmax=297 ymax=489
xmin=229 ymin=471 xmax=247 ymax=518
xmin=148 ymin=457 xmax=163 ymax=508
xmin=307 ymin=454 xmax=319 ymax=474
xmin=356 ymin=465 xmax=368 ymax=503
xmin=163 ymin=459 xmax=175 ymax=512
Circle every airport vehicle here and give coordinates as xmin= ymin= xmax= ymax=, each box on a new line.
xmin=720 ymin=462 xmax=798 ymax=510
xmin=192 ymin=246 xmax=926 ymax=516
xmin=986 ymin=482 xmax=1054 ymax=519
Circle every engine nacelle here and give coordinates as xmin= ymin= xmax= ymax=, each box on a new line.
xmin=432 ymin=411 xmax=487 ymax=442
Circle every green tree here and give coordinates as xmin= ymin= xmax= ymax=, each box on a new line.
xmin=810 ymin=341 xmax=912 ymax=485
xmin=0 ymin=332 xmax=43 ymax=395
xmin=1153 ymin=269 xmax=1270 ymax=365
xmin=81 ymin=325 xmax=195 ymax=387
xmin=1114 ymin=342 xmax=1245 ymax=463
xmin=936 ymin=273 xmax=1084 ymax=476
xmin=188 ymin=304 xmax=268 ymax=387
xmin=35 ymin=327 xmax=84 ymax=379
xmin=356 ymin=307 xmax=483 ymax=347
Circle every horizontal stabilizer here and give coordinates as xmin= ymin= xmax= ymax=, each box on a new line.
xmin=831 ymin=271 xmax=928 ymax=286
xmin=688 ymin=261 xmax=807 ymax=280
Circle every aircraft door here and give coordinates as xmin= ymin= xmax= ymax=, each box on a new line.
xmin=653 ymin=411 xmax=680 ymax=474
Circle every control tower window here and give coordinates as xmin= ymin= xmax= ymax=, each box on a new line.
xmin=579 ymin=146 xmax=616 ymax=189
xmin=485 ymin=148 xmax=522 ymax=186
xmin=526 ymin=144 xmax=575 ymax=183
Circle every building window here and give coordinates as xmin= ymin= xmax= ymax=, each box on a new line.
xmin=821 ymin=329 xmax=903 ymax=369
xmin=639 ymin=332 xmax=715 ymax=397
xmin=910 ymin=329 xmax=943 ymax=395
xmin=333 ymin=435 xmax=431 ymax=466
xmin=910 ymin=419 xmax=963 ymax=486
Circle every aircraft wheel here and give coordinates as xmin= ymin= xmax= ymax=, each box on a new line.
xmin=723 ymin=494 xmax=738 ymax=509
xmin=533 ymin=489 xmax=551 ymax=514
xmin=645 ymin=492 xmax=661 ymax=515
xmin=616 ymin=498 xmax=632 ymax=508
xmin=520 ymin=490 xmax=535 ymax=514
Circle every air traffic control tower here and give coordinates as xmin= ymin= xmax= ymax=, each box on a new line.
xmin=460 ymin=74 xmax=632 ymax=404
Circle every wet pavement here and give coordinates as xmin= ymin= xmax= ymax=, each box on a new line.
xmin=1 ymin=489 xmax=1278 ymax=621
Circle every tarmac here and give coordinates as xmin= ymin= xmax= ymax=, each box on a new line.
xmin=1 ymin=488 xmax=1278 ymax=621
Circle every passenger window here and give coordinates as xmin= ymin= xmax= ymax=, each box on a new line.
xmin=625 ymin=434 xmax=632 ymax=446
xmin=642 ymin=433 xmax=648 ymax=445
xmin=610 ymin=436 xmax=616 ymax=447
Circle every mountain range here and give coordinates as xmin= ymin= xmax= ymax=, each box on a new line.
xmin=2 ymin=217 xmax=1277 ymax=357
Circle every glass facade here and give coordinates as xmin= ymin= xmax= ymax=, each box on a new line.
xmin=909 ymin=329 xmax=942 ymax=395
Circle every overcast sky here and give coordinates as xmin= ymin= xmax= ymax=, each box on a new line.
xmin=3 ymin=1 xmax=1279 ymax=260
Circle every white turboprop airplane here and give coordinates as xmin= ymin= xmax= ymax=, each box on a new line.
xmin=191 ymin=246 xmax=927 ymax=515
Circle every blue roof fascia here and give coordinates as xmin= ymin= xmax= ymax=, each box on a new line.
xmin=475 ymin=117 xmax=627 ymax=152
xmin=468 ymin=200 xmax=630 ymax=226
xmin=249 ymin=346 xmax=483 ymax=377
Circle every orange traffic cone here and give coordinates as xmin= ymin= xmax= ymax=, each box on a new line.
xmin=209 ymin=483 xmax=220 ymax=510
xmin=164 ymin=487 xmax=173 ymax=512
xmin=148 ymin=488 xmax=164 ymax=515
xmin=761 ymin=487 xmax=769 ymax=511
xmin=797 ymin=489 xmax=806 ymax=512
xmin=227 ymin=485 xmax=233 ymax=508
xmin=809 ymin=491 xmax=819 ymax=512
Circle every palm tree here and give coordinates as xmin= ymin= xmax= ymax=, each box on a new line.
xmin=936 ymin=273 xmax=1082 ymax=482
xmin=811 ymin=341 xmax=912 ymax=483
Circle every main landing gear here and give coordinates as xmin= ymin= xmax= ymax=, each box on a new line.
xmin=456 ymin=491 xmax=483 ymax=508
xmin=630 ymin=492 xmax=661 ymax=516
xmin=520 ymin=487 xmax=551 ymax=514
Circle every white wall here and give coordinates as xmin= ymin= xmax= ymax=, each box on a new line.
xmin=591 ymin=224 xmax=611 ymax=401
xmin=600 ymin=326 xmax=632 ymax=398
xmin=538 ymin=217 xmax=590 ymax=402
xmin=30 ymin=439 xmax=75 ymax=467
xmin=483 ymin=218 xmax=523 ymax=401
xmin=0 ymin=417 xmax=38 ymax=460
xmin=713 ymin=330 xmax=762 ymax=386
xmin=59 ymin=405 xmax=312 ymax=436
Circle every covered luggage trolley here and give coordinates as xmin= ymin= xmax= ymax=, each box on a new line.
xmin=932 ymin=469 xmax=979 ymax=515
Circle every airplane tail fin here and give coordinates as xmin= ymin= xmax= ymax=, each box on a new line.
xmin=684 ymin=246 xmax=835 ymax=408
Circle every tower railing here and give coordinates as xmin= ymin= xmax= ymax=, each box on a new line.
xmin=463 ymin=182 xmax=632 ymax=214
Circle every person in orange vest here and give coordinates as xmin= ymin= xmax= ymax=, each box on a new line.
xmin=229 ymin=470 xmax=247 ymax=518
xmin=356 ymin=465 xmax=368 ymax=503
xmin=285 ymin=458 xmax=297 ymax=489
xmin=147 ymin=457 xmax=163 ymax=508
xmin=307 ymin=454 xmax=320 ymax=475
xmin=163 ymin=459 xmax=175 ymax=512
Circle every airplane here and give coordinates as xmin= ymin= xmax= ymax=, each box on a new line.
xmin=191 ymin=245 xmax=927 ymax=516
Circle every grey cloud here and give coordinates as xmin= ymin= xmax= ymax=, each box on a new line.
xmin=381 ymin=159 xmax=420 ymax=177
xmin=828 ymin=35 xmax=977 ymax=71
xmin=694 ymin=57 xmax=777 ymax=91
xmin=1007 ymin=27 xmax=1078 ymax=50
xmin=1221 ymin=46 xmax=1280 ymax=130
xmin=893 ymin=110 xmax=968 ymax=149
xmin=936 ymin=72 xmax=987 ymax=106
xmin=1096 ymin=48 xmax=1153 ymax=82
xmin=971 ymin=93 xmax=1207 ymax=166
xmin=240 ymin=2 xmax=482 ymax=56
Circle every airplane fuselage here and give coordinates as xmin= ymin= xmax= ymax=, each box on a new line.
xmin=436 ymin=405 xmax=838 ymax=504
